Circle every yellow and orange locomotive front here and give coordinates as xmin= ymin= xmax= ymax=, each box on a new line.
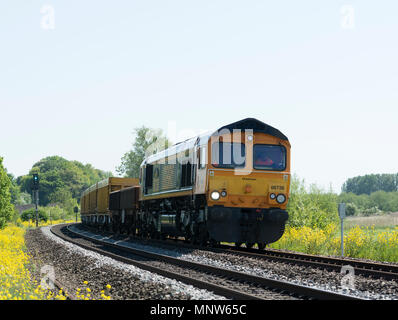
xmin=206 ymin=131 xmax=290 ymax=210
xmin=200 ymin=124 xmax=290 ymax=247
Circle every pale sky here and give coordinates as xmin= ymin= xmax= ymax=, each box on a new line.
xmin=1 ymin=1 xmax=398 ymax=193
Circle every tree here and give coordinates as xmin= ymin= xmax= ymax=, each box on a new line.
xmin=6 ymin=173 xmax=31 ymax=205
xmin=7 ymin=173 xmax=20 ymax=204
xmin=117 ymin=126 xmax=172 ymax=178
xmin=48 ymin=188 xmax=78 ymax=215
xmin=18 ymin=156 xmax=112 ymax=206
xmin=342 ymin=173 xmax=398 ymax=195
xmin=0 ymin=157 xmax=13 ymax=229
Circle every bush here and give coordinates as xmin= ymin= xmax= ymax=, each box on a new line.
xmin=287 ymin=175 xmax=339 ymax=229
xmin=42 ymin=205 xmax=72 ymax=221
xmin=361 ymin=206 xmax=382 ymax=217
xmin=339 ymin=191 xmax=398 ymax=215
xmin=21 ymin=208 xmax=48 ymax=222
xmin=345 ymin=203 xmax=358 ymax=216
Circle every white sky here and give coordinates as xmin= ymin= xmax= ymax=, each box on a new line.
xmin=1 ymin=1 xmax=397 ymax=193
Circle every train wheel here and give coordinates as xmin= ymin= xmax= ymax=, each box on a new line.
xmin=184 ymin=229 xmax=192 ymax=243
xmin=245 ymin=242 xmax=254 ymax=249
xmin=197 ymin=223 xmax=209 ymax=246
xmin=149 ymin=222 xmax=161 ymax=239
xmin=199 ymin=235 xmax=208 ymax=246
xmin=235 ymin=242 xmax=243 ymax=248
xmin=257 ymin=242 xmax=266 ymax=250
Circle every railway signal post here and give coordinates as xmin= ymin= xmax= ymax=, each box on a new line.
xmin=32 ymin=174 xmax=39 ymax=227
xmin=338 ymin=203 xmax=346 ymax=257
xmin=74 ymin=206 xmax=79 ymax=222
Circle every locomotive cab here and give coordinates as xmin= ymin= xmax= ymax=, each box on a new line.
xmin=204 ymin=119 xmax=291 ymax=247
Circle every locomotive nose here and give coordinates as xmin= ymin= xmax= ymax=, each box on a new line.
xmin=208 ymin=171 xmax=289 ymax=209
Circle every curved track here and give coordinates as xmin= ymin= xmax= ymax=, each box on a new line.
xmin=51 ymin=223 xmax=364 ymax=300
xmin=103 ymin=229 xmax=398 ymax=281
xmin=88 ymin=226 xmax=398 ymax=281
xmin=219 ymin=244 xmax=398 ymax=281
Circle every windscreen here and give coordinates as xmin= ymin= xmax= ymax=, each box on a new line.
xmin=253 ymin=144 xmax=286 ymax=171
xmin=211 ymin=142 xmax=245 ymax=168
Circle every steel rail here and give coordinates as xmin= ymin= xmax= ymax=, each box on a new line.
xmin=79 ymin=224 xmax=398 ymax=280
xmin=88 ymin=225 xmax=398 ymax=281
xmin=219 ymin=245 xmax=398 ymax=281
xmin=52 ymin=224 xmax=364 ymax=300
xmin=51 ymin=224 xmax=263 ymax=300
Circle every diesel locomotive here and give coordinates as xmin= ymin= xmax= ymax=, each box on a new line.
xmin=81 ymin=118 xmax=291 ymax=249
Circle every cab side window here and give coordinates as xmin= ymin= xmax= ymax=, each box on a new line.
xmin=145 ymin=165 xmax=153 ymax=193
xmin=180 ymin=162 xmax=192 ymax=188
xmin=199 ymin=147 xmax=206 ymax=169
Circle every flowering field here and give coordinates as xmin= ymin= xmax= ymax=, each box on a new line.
xmin=0 ymin=220 xmax=111 ymax=300
xmin=270 ymin=224 xmax=398 ymax=263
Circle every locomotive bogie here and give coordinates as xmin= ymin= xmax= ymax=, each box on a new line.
xmin=207 ymin=206 xmax=287 ymax=243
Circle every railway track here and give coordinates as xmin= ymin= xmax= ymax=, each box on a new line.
xmin=219 ymin=244 xmax=398 ymax=281
xmin=82 ymin=225 xmax=398 ymax=281
xmin=53 ymin=279 xmax=73 ymax=300
xmin=51 ymin=223 xmax=364 ymax=300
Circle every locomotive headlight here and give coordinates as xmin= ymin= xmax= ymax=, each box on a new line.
xmin=211 ymin=191 xmax=220 ymax=200
xmin=270 ymin=193 xmax=276 ymax=200
xmin=276 ymin=194 xmax=286 ymax=204
xmin=221 ymin=190 xmax=227 ymax=197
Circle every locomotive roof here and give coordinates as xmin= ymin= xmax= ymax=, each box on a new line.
xmin=215 ymin=118 xmax=289 ymax=141
xmin=144 ymin=134 xmax=200 ymax=165
xmin=143 ymin=118 xmax=288 ymax=165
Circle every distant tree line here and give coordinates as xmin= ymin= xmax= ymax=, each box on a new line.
xmin=17 ymin=156 xmax=112 ymax=208
xmin=0 ymin=126 xmax=167 ymax=228
xmin=0 ymin=155 xmax=113 ymax=229
xmin=342 ymin=173 xmax=398 ymax=195
xmin=339 ymin=191 xmax=398 ymax=216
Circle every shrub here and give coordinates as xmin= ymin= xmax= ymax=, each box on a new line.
xmin=361 ymin=206 xmax=382 ymax=217
xmin=345 ymin=203 xmax=358 ymax=216
xmin=42 ymin=205 xmax=72 ymax=221
xmin=20 ymin=208 xmax=48 ymax=222
xmin=339 ymin=191 xmax=398 ymax=215
xmin=287 ymin=175 xmax=339 ymax=229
